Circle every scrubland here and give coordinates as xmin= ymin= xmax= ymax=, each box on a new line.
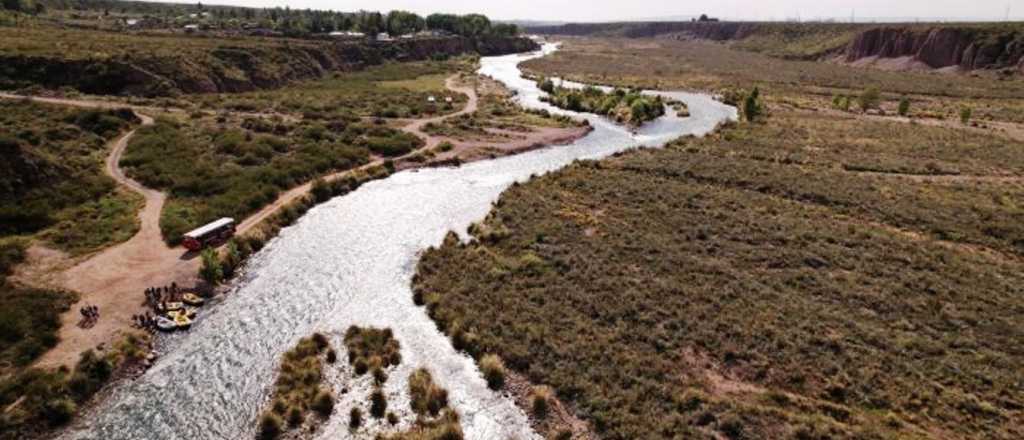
xmin=415 ymin=37 xmax=1024 ymax=439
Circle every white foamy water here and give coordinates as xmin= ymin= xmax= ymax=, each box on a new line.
xmin=64 ymin=42 xmax=736 ymax=440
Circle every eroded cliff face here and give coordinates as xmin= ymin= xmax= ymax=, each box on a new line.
xmin=0 ymin=36 xmax=539 ymax=97
xmin=846 ymin=27 xmax=1024 ymax=71
xmin=530 ymin=21 xmax=1024 ymax=73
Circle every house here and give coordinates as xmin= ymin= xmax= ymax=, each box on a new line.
xmin=427 ymin=96 xmax=437 ymax=103
xmin=376 ymin=32 xmax=392 ymax=41
xmin=184 ymin=24 xmax=200 ymax=33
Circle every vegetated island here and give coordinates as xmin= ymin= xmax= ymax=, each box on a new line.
xmin=537 ymin=77 xmax=667 ymax=125
xmin=257 ymin=328 xmax=465 ymax=440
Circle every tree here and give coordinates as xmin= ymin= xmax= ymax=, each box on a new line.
xmin=426 ymin=13 xmax=460 ymax=34
xmin=2 ymin=0 xmax=23 ymax=12
xmin=386 ymin=10 xmax=424 ymax=36
xmin=859 ymin=87 xmax=880 ymax=111
xmin=458 ymin=13 xmax=491 ymax=37
xmin=898 ymin=96 xmax=911 ymax=116
xmin=199 ymin=248 xmax=223 ymax=285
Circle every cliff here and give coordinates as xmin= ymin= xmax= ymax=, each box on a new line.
xmin=846 ymin=27 xmax=1024 ymax=71
xmin=529 ymin=21 xmax=1024 ymax=73
xmin=0 ymin=36 xmax=538 ymax=97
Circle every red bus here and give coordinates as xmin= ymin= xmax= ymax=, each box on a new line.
xmin=182 ymin=217 xmax=235 ymax=251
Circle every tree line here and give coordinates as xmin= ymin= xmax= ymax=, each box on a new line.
xmin=4 ymin=0 xmax=519 ymax=38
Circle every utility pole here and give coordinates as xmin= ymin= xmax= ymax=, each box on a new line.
xmin=1007 ymin=5 xmax=1012 ymax=22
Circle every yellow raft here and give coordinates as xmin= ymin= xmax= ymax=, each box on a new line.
xmin=182 ymin=293 xmax=205 ymax=306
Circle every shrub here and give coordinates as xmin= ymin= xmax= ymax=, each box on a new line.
xmin=387 ymin=412 xmax=399 ymax=425
xmin=743 ymin=87 xmax=762 ymax=122
xmin=409 ymin=368 xmax=449 ymax=417
xmin=530 ymin=385 xmax=554 ymax=418
xmin=326 ymin=349 xmax=337 ymax=364
xmin=349 ymin=407 xmax=363 ymax=429
xmin=344 ymin=326 xmax=402 ymax=378
xmin=286 ymin=405 xmax=303 ymax=427
xmin=479 ymin=354 xmax=505 ymax=390
xmin=199 ymin=248 xmax=223 ymax=285
xmin=370 ymin=389 xmax=388 ymax=418
xmin=898 ymin=96 xmax=911 ymax=116
xmin=311 ymin=390 xmax=335 ymax=417
xmin=859 ymin=87 xmax=880 ymax=111
xmin=960 ymin=107 xmax=972 ymax=124
xmin=42 ymin=398 xmax=77 ymax=426
xmin=258 ymin=411 xmax=283 ymax=440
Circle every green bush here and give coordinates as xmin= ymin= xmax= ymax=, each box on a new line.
xmin=898 ymin=96 xmax=911 ymax=116
xmin=859 ymin=87 xmax=880 ymax=111
xmin=199 ymin=248 xmax=223 ymax=285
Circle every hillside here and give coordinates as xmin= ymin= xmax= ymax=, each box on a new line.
xmin=0 ymin=27 xmax=537 ymax=96
xmin=528 ymin=21 xmax=1024 ymax=72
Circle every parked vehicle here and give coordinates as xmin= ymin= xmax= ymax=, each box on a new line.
xmin=182 ymin=217 xmax=236 ymax=251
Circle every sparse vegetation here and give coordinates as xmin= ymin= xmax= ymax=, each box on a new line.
xmin=0 ymin=332 xmax=150 ymax=439
xmin=380 ymin=368 xmax=463 ymax=440
xmin=258 ymin=333 xmax=334 ymax=437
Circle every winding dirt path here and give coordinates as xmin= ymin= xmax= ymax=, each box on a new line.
xmin=3 ymin=74 xmax=492 ymax=368
xmin=30 ymin=111 xmax=204 ymax=368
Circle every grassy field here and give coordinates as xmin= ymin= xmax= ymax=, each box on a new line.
xmin=415 ymin=37 xmax=1024 ymax=440
xmin=0 ymin=99 xmax=141 ymax=255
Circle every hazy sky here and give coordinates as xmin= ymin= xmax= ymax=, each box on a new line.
xmin=172 ymin=0 xmax=1020 ymax=22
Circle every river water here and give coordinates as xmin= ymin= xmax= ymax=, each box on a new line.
xmin=65 ymin=43 xmax=735 ymax=440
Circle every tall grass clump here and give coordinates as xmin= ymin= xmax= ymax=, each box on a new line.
xmin=479 ymin=354 xmax=506 ymax=390
xmin=258 ymin=333 xmax=335 ymax=436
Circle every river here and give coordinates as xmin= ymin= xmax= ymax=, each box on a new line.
xmin=63 ymin=42 xmax=736 ymax=440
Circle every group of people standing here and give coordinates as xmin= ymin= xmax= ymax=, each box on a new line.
xmin=144 ymin=282 xmax=181 ymax=308
xmin=132 ymin=312 xmax=160 ymax=332
xmin=78 ymin=304 xmax=100 ymax=328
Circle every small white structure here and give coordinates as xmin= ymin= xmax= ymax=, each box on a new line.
xmin=376 ymin=32 xmax=392 ymax=41
xmin=329 ymin=31 xmax=365 ymax=38
xmin=427 ymin=96 xmax=437 ymax=103
xmin=125 ymin=18 xmax=140 ymax=26
xmin=184 ymin=24 xmax=200 ymax=33
xmin=444 ymin=96 xmax=453 ymax=103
